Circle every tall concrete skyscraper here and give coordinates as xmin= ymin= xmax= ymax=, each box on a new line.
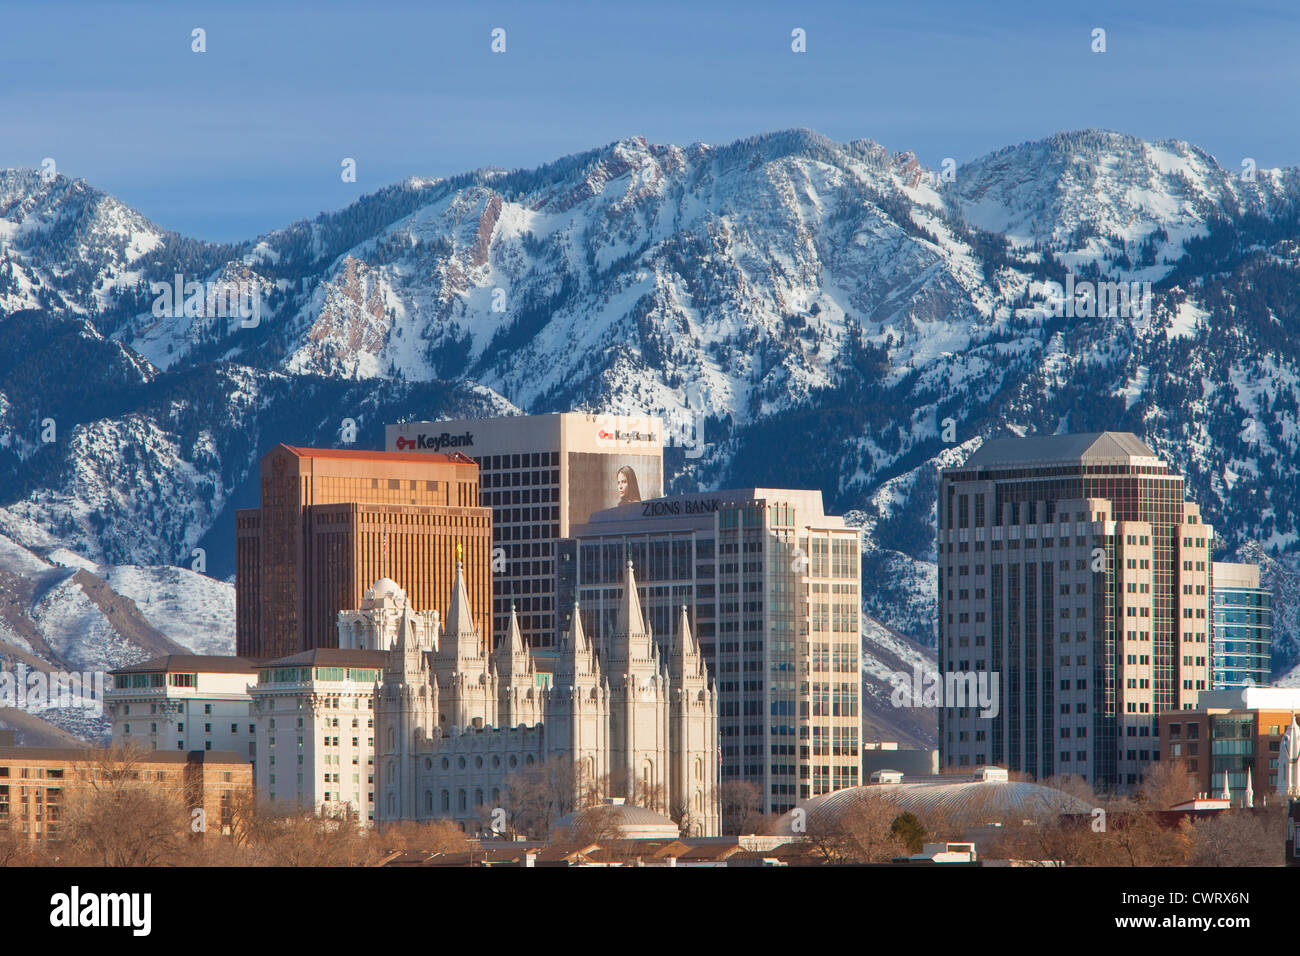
xmin=938 ymin=432 xmax=1212 ymax=790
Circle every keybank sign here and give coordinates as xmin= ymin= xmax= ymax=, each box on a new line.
xmin=596 ymin=427 xmax=657 ymax=444
xmin=395 ymin=431 xmax=474 ymax=451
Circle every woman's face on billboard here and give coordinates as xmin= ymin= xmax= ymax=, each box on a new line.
xmin=617 ymin=470 xmax=628 ymax=498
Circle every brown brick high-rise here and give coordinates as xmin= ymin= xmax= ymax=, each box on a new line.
xmin=236 ymin=444 xmax=492 ymax=659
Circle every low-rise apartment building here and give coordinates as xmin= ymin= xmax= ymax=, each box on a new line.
xmin=0 ymin=746 xmax=252 ymax=842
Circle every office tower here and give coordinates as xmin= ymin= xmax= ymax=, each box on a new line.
xmin=385 ymin=413 xmax=663 ymax=652
xmin=567 ymin=488 xmax=861 ymax=816
xmin=1210 ymin=562 xmax=1272 ymax=690
xmin=938 ymin=432 xmax=1212 ymax=790
xmin=235 ymin=444 xmax=491 ymax=659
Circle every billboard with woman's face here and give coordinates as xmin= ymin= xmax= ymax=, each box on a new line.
xmin=567 ymin=452 xmax=662 ymax=527
xmin=616 ymin=465 xmax=641 ymax=504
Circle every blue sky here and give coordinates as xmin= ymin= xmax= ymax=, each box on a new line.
xmin=4 ymin=0 xmax=1298 ymax=241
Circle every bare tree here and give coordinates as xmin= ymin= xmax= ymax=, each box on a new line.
xmin=1190 ymin=807 xmax=1284 ymax=866
xmin=0 ymin=829 xmax=36 ymax=867
xmin=802 ymin=794 xmax=909 ymax=863
xmin=1137 ymin=757 xmax=1195 ymax=810
xmin=718 ymin=780 xmax=765 ymax=835
xmin=374 ymin=819 xmax=472 ymax=856
xmin=985 ymin=813 xmax=1095 ymax=866
xmin=597 ymin=768 xmax=668 ymax=814
xmin=1067 ymin=792 xmax=1194 ymax=867
xmin=59 ymin=745 xmax=195 ymax=867
xmin=566 ymin=804 xmax=625 ymax=845
xmin=234 ymin=805 xmax=378 ymax=866
xmin=1040 ymin=773 xmax=1100 ymax=807
xmin=503 ymin=756 xmax=590 ymax=839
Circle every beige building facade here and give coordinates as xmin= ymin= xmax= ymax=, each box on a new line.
xmin=248 ymin=648 xmax=387 ymax=823
xmin=108 ymin=655 xmax=259 ymax=761
xmin=568 ymin=488 xmax=862 ymax=815
xmin=938 ymin=432 xmax=1213 ymax=790
xmin=0 ymin=746 xmax=251 ymax=843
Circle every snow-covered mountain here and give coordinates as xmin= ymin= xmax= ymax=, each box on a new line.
xmin=0 ymin=531 xmax=208 ymax=739
xmin=4 ymin=127 xmax=1300 ymax=747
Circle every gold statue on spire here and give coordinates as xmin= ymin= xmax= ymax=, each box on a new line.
xmin=456 ymin=541 xmax=463 ymax=565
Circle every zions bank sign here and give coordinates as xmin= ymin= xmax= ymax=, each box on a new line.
xmin=394 ymin=431 xmax=474 ymax=451
xmin=639 ymin=497 xmax=722 ymax=517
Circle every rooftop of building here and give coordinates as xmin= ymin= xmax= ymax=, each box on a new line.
xmin=389 ymin=411 xmax=661 ymax=427
xmin=579 ymin=487 xmax=850 ymax=529
xmin=957 ymin=431 xmax=1162 ymax=470
xmin=0 ymin=746 xmax=250 ymax=765
xmin=1172 ymin=686 xmax=1300 ymax=715
xmin=259 ymin=648 xmax=389 ymax=669
xmin=553 ymin=799 xmax=681 ymax=839
xmin=1211 ymin=561 xmax=1262 ymax=590
xmin=383 ymin=836 xmax=806 ymax=867
xmin=359 ymin=577 xmax=413 ymax=608
xmin=111 ymin=654 xmax=260 ymax=676
xmin=271 ymin=443 xmax=477 ymax=466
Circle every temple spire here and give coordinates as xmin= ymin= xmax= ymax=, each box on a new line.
xmin=570 ymin=598 xmax=588 ymax=652
xmin=503 ymin=602 xmax=525 ymax=656
xmin=616 ymin=557 xmax=646 ymax=638
xmin=672 ymin=603 xmax=699 ymax=662
xmin=389 ymin=598 xmax=424 ymax=680
xmin=444 ymin=547 xmax=475 ymax=633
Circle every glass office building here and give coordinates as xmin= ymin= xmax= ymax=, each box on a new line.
xmin=1210 ymin=562 xmax=1271 ymax=690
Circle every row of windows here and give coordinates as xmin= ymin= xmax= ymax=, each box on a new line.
xmin=0 ymin=768 xmax=64 ymax=779
xmin=117 ymin=672 xmax=199 ymax=689
xmin=476 ymin=452 xmax=560 ymax=470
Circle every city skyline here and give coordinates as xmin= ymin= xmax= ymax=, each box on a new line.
xmin=2 ymin=1 xmax=1298 ymax=896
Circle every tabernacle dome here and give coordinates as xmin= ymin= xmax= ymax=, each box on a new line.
xmin=772 ymin=767 xmax=1091 ymax=834
xmin=554 ymin=799 xmax=681 ymax=840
